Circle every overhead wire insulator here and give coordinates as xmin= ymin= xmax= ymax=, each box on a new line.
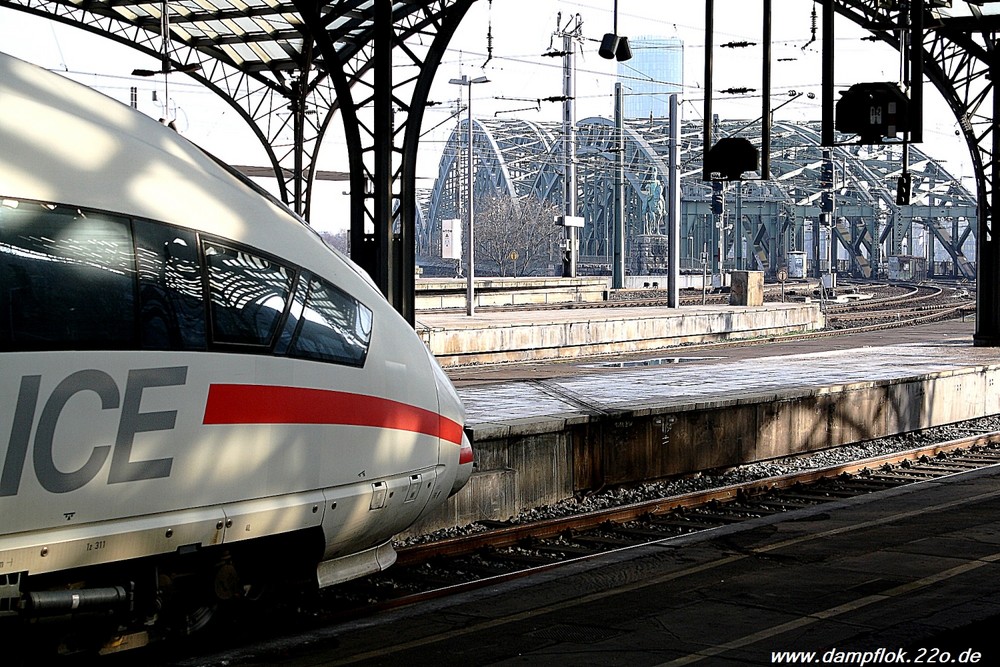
xmin=482 ymin=0 xmax=493 ymax=68
xmin=801 ymin=5 xmax=817 ymax=50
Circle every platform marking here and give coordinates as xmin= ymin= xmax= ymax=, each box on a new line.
xmin=657 ymin=486 xmax=1000 ymax=666
xmin=657 ymin=555 xmax=1000 ymax=666
xmin=318 ymin=485 xmax=1000 ymax=666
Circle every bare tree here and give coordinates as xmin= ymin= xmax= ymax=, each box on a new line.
xmin=475 ymin=194 xmax=563 ymax=276
xmin=319 ymin=229 xmax=350 ymax=255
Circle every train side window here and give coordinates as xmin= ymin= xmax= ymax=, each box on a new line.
xmin=202 ymin=241 xmax=293 ymax=347
xmin=285 ymin=275 xmax=373 ymax=366
xmin=134 ymin=220 xmax=206 ymax=350
xmin=0 ymin=199 xmax=136 ymax=349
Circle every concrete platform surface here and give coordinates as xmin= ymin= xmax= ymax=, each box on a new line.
xmin=454 ymin=319 xmax=991 ymax=433
xmin=404 ymin=320 xmax=1000 ymax=534
xmin=230 ymin=453 xmax=1000 ymax=666
xmin=418 ymin=303 xmax=823 ymax=366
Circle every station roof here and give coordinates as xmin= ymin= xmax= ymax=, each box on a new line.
xmin=59 ymin=1 xmax=431 ymax=75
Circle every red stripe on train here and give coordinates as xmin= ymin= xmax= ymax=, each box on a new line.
xmin=203 ymin=384 xmax=465 ymax=446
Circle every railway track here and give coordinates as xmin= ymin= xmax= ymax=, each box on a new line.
xmin=823 ymin=283 xmax=974 ymax=330
xmin=320 ymin=429 xmax=1000 ymax=614
xmin=148 ymin=427 xmax=1000 ymax=667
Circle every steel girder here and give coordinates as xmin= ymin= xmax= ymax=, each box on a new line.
xmin=828 ymin=0 xmax=1000 ymax=341
xmin=423 ymin=118 xmax=528 ymax=257
xmin=1 ymin=0 xmax=478 ymax=324
xmin=574 ymin=117 xmax=673 ymax=272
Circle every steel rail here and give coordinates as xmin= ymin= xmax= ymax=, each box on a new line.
xmin=396 ymin=430 xmax=1000 ymax=566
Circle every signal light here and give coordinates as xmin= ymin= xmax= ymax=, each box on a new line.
xmin=820 ymin=158 xmax=834 ymax=213
xmin=820 ymin=191 xmax=834 ymax=213
xmin=896 ymin=173 xmax=912 ymax=206
xmin=706 ymin=137 xmax=759 ymax=181
xmin=835 ymin=82 xmax=911 ymax=144
xmin=820 ymin=161 xmax=834 ymax=189
xmin=711 ymin=181 xmax=725 ymax=215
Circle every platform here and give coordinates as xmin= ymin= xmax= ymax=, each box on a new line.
xmin=417 ymin=302 xmax=823 ymax=366
xmin=264 ymin=461 xmax=1000 ymax=666
xmin=411 ymin=319 xmax=1000 ymax=536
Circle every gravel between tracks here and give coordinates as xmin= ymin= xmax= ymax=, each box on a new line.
xmin=398 ymin=414 xmax=1000 ymax=546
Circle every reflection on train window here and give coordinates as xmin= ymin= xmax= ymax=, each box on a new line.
xmin=274 ymin=273 xmax=310 ymax=356
xmin=0 ymin=199 xmax=136 ymax=349
xmin=1 ymin=198 xmax=372 ymax=366
xmin=134 ymin=220 xmax=206 ymax=350
xmin=203 ymin=241 xmax=292 ymax=347
xmin=285 ymin=275 xmax=373 ymax=366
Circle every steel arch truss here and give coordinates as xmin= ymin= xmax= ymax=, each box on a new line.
xmin=422 ymin=116 xmax=975 ymax=278
xmin=574 ymin=117 xmax=674 ymax=272
xmin=828 ymin=0 xmax=1000 ymax=341
xmin=424 ymin=118 xmax=538 ymax=255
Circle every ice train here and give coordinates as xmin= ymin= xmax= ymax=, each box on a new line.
xmin=0 ymin=51 xmax=472 ymax=649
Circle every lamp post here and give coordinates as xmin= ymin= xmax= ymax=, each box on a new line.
xmin=449 ymin=75 xmax=489 ymax=316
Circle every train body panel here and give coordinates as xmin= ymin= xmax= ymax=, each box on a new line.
xmin=1 ymin=350 xmax=452 ymax=533
xmin=0 ymin=50 xmax=472 ymax=641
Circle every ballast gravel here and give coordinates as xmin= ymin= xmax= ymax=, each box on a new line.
xmin=398 ymin=414 xmax=1000 ymax=547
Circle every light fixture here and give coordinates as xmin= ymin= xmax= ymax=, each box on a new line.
xmin=598 ymin=0 xmax=632 ymax=62
xmin=132 ymin=1 xmax=201 ymax=77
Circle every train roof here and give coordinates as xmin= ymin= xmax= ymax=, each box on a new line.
xmin=0 ymin=51 xmax=304 ymax=249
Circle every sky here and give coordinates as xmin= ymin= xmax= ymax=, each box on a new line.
xmin=0 ymin=1 xmax=975 ymax=232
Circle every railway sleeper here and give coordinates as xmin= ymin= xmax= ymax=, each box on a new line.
xmin=903 ymin=464 xmax=974 ymax=475
xmin=779 ymin=490 xmax=851 ymax=502
xmin=917 ymin=459 xmax=988 ymax=469
xmin=868 ymin=471 xmax=949 ymax=482
xmin=380 ymin=566 xmax=475 ymax=589
xmin=949 ymin=455 xmax=1000 ymax=464
xmin=725 ymin=503 xmax=785 ymax=516
xmin=483 ymin=552 xmax=557 ymax=567
xmin=745 ymin=501 xmax=802 ymax=513
xmin=683 ymin=510 xmax=757 ymax=523
xmin=609 ymin=525 xmax=688 ymax=541
xmin=444 ymin=556 xmax=510 ymax=578
xmin=531 ymin=542 xmax=597 ymax=558
xmin=831 ymin=480 xmax=905 ymax=493
xmin=568 ymin=534 xmax=641 ymax=549
xmin=644 ymin=516 xmax=725 ymax=531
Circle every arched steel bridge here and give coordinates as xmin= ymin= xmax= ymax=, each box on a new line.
xmin=421 ymin=115 xmax=976 ymax=280
xmin=0 ymin=0 xmax=999 ymax=342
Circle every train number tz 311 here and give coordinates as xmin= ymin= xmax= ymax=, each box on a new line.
xmin=1 ymin=367 xmax=187 ymax=496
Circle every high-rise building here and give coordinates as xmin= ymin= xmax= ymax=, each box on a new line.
xmin=617 ymin=36 xmax=684 ymax=119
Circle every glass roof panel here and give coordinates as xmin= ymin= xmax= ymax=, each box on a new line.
xmin=218 ymin=42 xmax=248 ymax=66
xmin=935 ymin=1 xmax=1000 ymax=18
xmin=58 ymin=1 xmax=425 ymax=71
xmin=233 ymin=16 xmax=264 ymax=34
